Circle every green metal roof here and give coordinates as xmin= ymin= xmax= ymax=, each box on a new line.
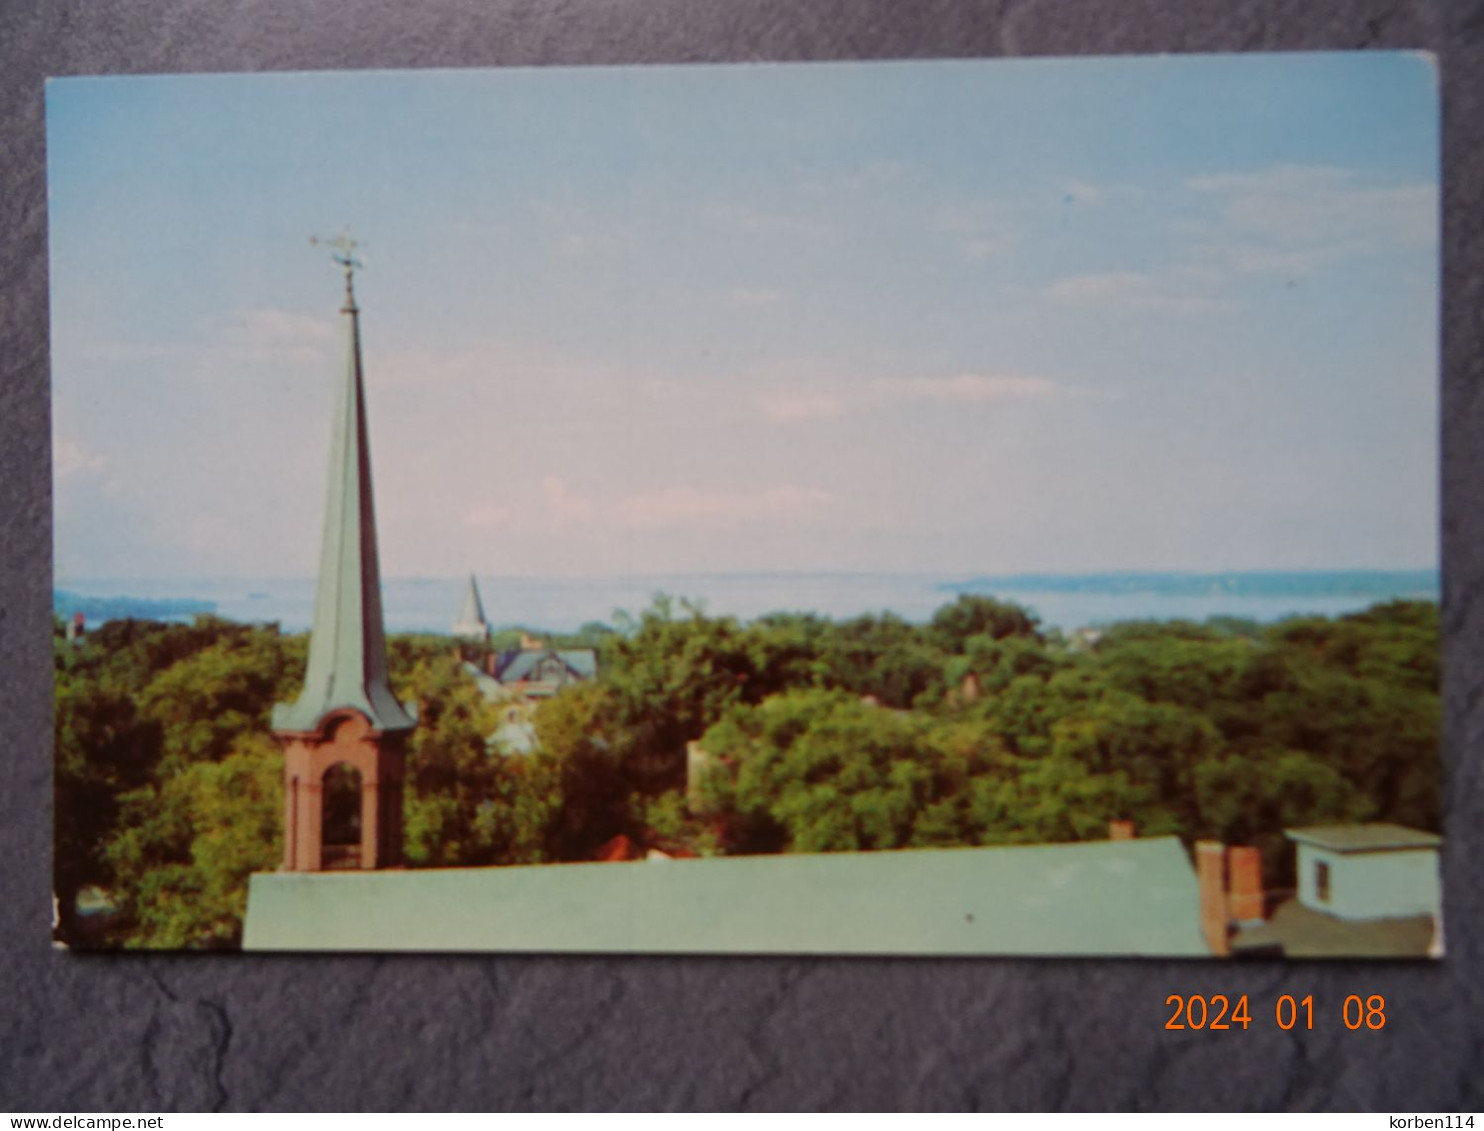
xmin=1285 ymin=824 xmax=1441 ymax=854
xmin=243 ymin=836 xmax=1208 ymax=956
xmin=272 ymin=290 xmax=415 ymax=735
xmin=495 ymin=648 xmax=598 ymax=684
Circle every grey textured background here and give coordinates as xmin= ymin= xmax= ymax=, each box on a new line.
xmin=2 ymin=0 xmax=1482 ymax=1111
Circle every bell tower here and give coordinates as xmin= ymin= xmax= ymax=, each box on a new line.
xmin=271 ymin=234 xmax=417 ymax=871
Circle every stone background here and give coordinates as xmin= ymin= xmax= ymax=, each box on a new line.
xmin=2 ymin=0 xmax=1481 ymax=1111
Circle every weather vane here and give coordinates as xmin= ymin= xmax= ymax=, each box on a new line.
xmin=310 ymin=229 xmax=365 ymax=309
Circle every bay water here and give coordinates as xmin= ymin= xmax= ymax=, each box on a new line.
xmin=55 ymin=570 xmax=1440 ymax=636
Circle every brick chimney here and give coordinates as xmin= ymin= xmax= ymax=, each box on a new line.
xmin=1108 ymin=819 xmax=1136 ymax=841
xmin=1196 ymin=840 xmax=1230 ymax=957
xmin=1227 ymin=845 xmax=1265 ymax=923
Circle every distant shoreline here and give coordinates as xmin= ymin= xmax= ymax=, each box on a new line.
xmin=54 ymin=568 xmax=1440 ymax=637
xmin=940 ymin=568 xmax=1439 ymax=599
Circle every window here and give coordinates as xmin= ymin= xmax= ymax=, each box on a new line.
xmin=1315 ymin=860 xmax=1330 ymax=903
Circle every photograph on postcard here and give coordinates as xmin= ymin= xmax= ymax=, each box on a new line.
xmin=47 ymin=54 xmax=1440 ymax=956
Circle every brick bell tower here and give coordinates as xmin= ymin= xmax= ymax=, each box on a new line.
xmin=271 ymin=233 xmax=417 ymax=871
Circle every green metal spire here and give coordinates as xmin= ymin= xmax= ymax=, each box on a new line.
xmin=273 ymin=247 xmax=416 ymax=735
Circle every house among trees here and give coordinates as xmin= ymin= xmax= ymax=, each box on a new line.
xmin=448 ymin=573 xmax=599 ymax=752
xmin=451 ymin=573 xmax=598 ymax=700
xmin=490 ymin=644 xmax=598 ymax=699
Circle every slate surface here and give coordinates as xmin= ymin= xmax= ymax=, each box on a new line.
xmin=2 ymin=0 xmax=1481 ymax=1112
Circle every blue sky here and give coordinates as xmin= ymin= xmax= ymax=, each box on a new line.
xmin=48 ymin=54 xmax=1439 ymax=580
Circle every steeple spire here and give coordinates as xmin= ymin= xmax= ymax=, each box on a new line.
xmin=273 ymin=236 xmax=415 ymax=735
xmin=311 ymin=229 xmax=363 ymax=313
xmin=452 ymin=573 xmax=491 ymax=641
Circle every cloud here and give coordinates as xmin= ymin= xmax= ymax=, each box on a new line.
xmin=614 ymin=484 xmax=832 ymax=529
xmin=702 ymin=202 xmax=829 ymax=238
xmin=444 ymin=219 xmax=509 ymax=240
xmin=181 ymin=515 xmax=244 ymax=555
xmin=557 ymin=233 xmax=598 ymax=257
xmin=725 ymin=287 xmax=785 ymax=308
xmin=1043 ymin=271 xmax=1217 ymax=315
xmin=934 ymin=204 xmax=1011 ymax=259
xmin=375 ymin=336 xmax=632 ymax=394
xmin=1061 ymin=179 xmax=1106 ymax=206
xmin=877 ymin=374 xmax=1060 ymax=404
xmin=802 ymin=160 xmax=912 ymax=196
xmin=53 ymin=437 xmax=104 ymax=480
xmin=64 ymin=306 xmax=335 ymax=371
xmin=1185 ymin=164 xmax=1437 ymax=276
xmin=542 ymin=476 xmax=594 ymax=527
xmin=214 ymin=307 xmax=336 ymax=362
xmin=1041 ymin=166 xmax=1433 ymax=310
xmin=758 ymin=391 xmax=847 ymax=422
xmin=463 ymin=504 xmax=511 ymax=529
xmin=533 ymin=201 xmax=636 ymax=258
xmin=758 ymin=373 xmax=1060 ymax=422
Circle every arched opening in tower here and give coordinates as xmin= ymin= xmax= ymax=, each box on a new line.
xmin=321 ymin=762 xmax=364 ymax=869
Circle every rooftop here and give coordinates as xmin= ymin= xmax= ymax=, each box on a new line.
xmin=1285 ymin=823 xmax=1441 ymax=854
xmin=1232 ymin=898 xmax=1438 ymax=958
xmin=243 ymin=835 xmax=1208 ymax=956
xmin=494 ymin=648 xmax=598 ymax=684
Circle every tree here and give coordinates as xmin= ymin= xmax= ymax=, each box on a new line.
xmin=137 ymin=626 xmax=301 ymax=771
xmin=598 ymin=595 xmax=764 ymax=792
xmin=103 ymin=733 xmax=283 ymax=948
xmin=1193 ymin=747 xmax=1372 ymax=883
xmin=928 ymin=594 xmax=1041 ymax=652
xmin=52 ymin=594 xmax=1441 ymax=948
xmin=965 ymin=754 xmax=1163 ymax=846
xmin=53 ymin=679 xmax=162 ymax=941
xmin=54 ymin=619 xmax=296 ymax=947
xmin=946 ymin=633 xmax=1059 ymax=700
xmin=703 ymin=689 xmax=971 ymax=854
xmin=530 ymin=681 xmax=634 ymax=860
xmin=812 ymin=612 xmax=946 ymax=708
xmin=1049 ymin=691 xmax=1223 ymax=832
xmin=400 ymin=652 xmax=562 ymax=867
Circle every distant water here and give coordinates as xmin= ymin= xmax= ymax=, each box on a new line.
xmin=55 ymin=570 xmax=1439 ymax=635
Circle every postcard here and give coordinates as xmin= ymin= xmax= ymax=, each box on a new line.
xmin=47 ymin=54 xmax=1440 ymax=956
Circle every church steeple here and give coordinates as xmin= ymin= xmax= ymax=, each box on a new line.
xmin=272 ymin=235 xmax=414 ymax=872
xmin=273 ymin=235 xmax=415 ymax=736
xmin=452 ymin=573 xmax=491 ymax=642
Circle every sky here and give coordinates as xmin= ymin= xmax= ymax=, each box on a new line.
xmin=47 ymin=54 xmax=1439 ymax=581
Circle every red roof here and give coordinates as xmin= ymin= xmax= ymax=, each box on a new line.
xmin=594 ymin=834 xmax=645 ymax=862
